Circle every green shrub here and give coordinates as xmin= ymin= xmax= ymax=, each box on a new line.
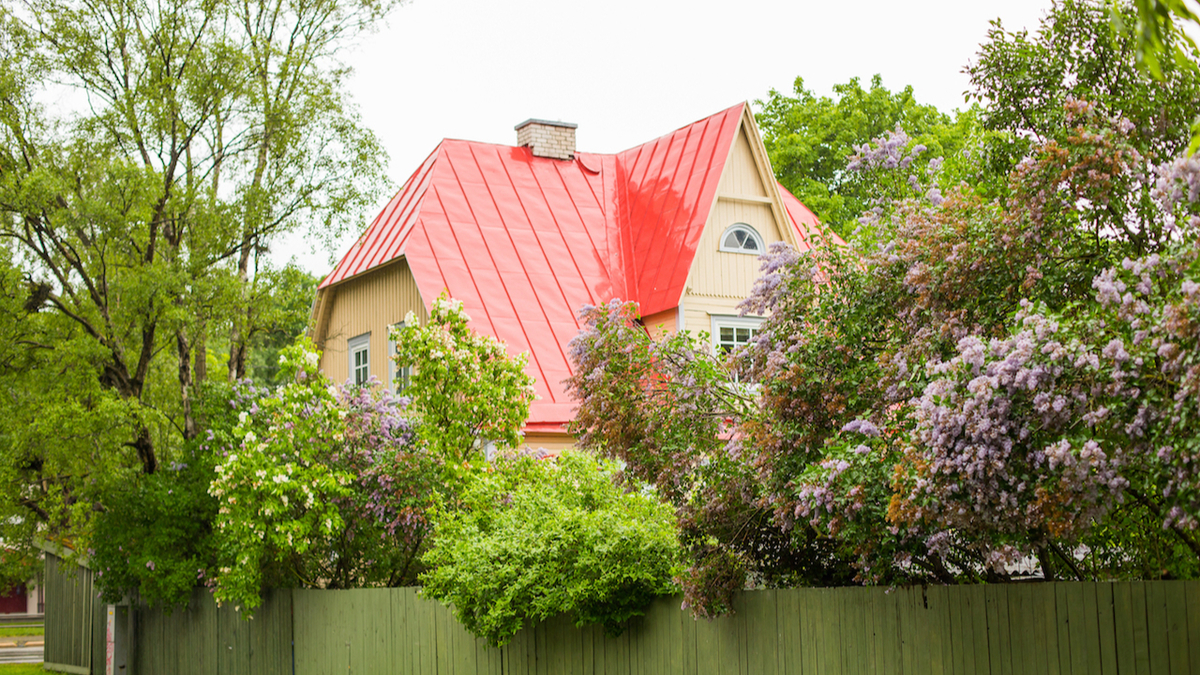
xmin=420 ymin=450 xmax=680 ymax=646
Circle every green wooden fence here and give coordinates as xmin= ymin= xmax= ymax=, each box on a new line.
xmin=42 ymin=552 xmax=104 ymax=675
xmin=134 ymin=588 xmax=293 ymax=675
xmin=43 ymin=568 xmax=1200 ymax=674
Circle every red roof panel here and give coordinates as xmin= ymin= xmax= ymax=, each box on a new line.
xmin=321 ymin=104 xmax=829 ymax=432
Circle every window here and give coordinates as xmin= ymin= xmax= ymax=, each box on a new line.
xmin=711 ymin=316 xmax=763 ymax=355
xmin=711 ymin=316 xmax=764 ymax=387
xmin=348 ymin=333 xmax=370 ymax=386
xmin=719 ymin=223 xmax=764 ymax=254
xmin=388 ymin=323 xmax=410 ymax=393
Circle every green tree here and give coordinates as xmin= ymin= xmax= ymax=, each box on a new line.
xmin=967 ymin=0 xmax=1200 ymax=161
xmin=0 ymin=0 xmax=393 ymax=578
xmin=244 ymin=266 xmax=320 ymax=387
xmin=755 ymin=75 xmax=980 ymax=237
xmin=206 ymin=342 xmax=439 ymax=613
xmin=197 ymin=298 xmax=534 ymax=614
xmin=1120 ymin=0 xmax=1200 ymax=81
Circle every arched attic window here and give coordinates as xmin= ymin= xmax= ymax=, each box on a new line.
xmin=719 ymin=223 xmax=764 ymax=254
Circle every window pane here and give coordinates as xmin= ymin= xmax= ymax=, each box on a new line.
xmin=736 ymin=327 xmax=750 ymax=342
xmin=720 ymin=327 xmax=734 ymax=341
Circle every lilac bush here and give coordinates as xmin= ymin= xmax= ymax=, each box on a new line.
xmin=786 ymin=108 xmax=1200 ymax=583
xmin=209 ymin=340 xmax=438 ymax=614
xmin=567 ymin=300 xmax=857 ymax=617
xmin=571 ymin=103 xmax=1200 ymax=611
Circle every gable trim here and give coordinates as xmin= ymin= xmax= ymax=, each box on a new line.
xmin=717 ymin=193 xmax=774 ymax=205
xmin=737 ymin=105 xmax=798 ymax=249
xmin=682 ymin=103 xmax=793 ymax=295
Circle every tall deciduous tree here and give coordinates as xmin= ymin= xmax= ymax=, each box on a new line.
xmin=755 ymin=75 xmax=980 ymax=237
xmin=967 ymin=0 xmax=1200 ymax=161
xmin=0 ymin=0 xmax=392 ymax=581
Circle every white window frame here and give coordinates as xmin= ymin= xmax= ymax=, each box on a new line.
xmin=348 ymin=332 xmax=370 ymax=386
xmin=710 ymin=315 xmax=764 ymax=355
xmin=718 ymin=223 xmax=765 ymax=255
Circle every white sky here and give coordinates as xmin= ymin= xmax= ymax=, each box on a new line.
xmin=278 ymin=0 xmax=1055 ymax=274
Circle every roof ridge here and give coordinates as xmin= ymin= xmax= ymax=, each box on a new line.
xmin=319 ymin=141 xmax=445 ymax=289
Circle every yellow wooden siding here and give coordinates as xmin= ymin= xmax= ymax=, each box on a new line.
xmin=641 ymin=307 xmax=678 ymax=340
xmin=522 ymin=433 xmax=575 ymax=453
xmin=317 ymin=258 xmax=428 ymax=387
xmin=716 ymin=128 xmax=770 ymax=197
xmin=685 ymin=199 xmax=782 ymax=300
xmin=680 ymin=295 xmax=757 ymax=337
xmin=681 ymin=119 xmax=785 ymax=337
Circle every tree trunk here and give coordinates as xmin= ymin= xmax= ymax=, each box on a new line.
xmin=132 ymin=425 xmax=157 ymax=475
xmin=177 ymin=330 xmax=197 ymax=440
xmin=194 ymin=330 xmax=207 ymax=383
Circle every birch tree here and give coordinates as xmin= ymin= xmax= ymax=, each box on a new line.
xmin=0 ymin=0 xmax=393 ymax=582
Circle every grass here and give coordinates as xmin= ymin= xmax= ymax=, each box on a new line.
xmin=0 ymin=627 xmax=42 ymax=639
xmin=0 ymin=665 xmax=47 ymax=674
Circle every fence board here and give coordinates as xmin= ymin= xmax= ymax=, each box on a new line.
xmin=1096 ymin=582 xmax=1118 ymax=675
xmin=1132 ymin=582 xmax=1153 ymax=675
xmin=1146 ymin=582 xmax=1172 ymax=675
xmin=1113 ymin=583 xmax=1137 ymax=675
xmin=1187 ymin=581 xmax=1200 ymax=675
xmin=947 ymin=585 xmax=966 ymax=675
xmin=43 ymin=549 xmax=1200 ymax=675
xmin=797 ymin=589 xmax=815 ymax=675
xmin=1064 ymin=582 xmax=1087 ymax=674
xmin=984 ymin=584 xmax=1007 ymax=675
xmin=1163 ymin=581 xmax=1190 ymax=675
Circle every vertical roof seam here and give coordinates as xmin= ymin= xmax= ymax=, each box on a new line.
xmin=325 ymin=143 xmax=443 ymax=287
xmin=571 ymin=157 xmax=616 ymax=293
xmin=548 ymin=161 xmax=608 ymax=313
xmin=378 ymin=153 xmax=440 ymax=262
xmin=464 ymin=144 xmax=556 ymax=397
xmin=431 ymin=162 xmax=499 ymax=334
xmin=645 ymin=106 xmax=735 ymax=312
xmin=630 ymin=132 xmax=679 ymax=288
xmin=616 ymin=143 xmax=646 ymax=302
xmin=494 ymin=157 xmax=586 ymax=399
xmin=634 ymin=118 xmax=701 ymax=298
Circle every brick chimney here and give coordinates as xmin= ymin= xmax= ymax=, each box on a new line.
xmin=515 ymin=119 xmax=576 ymax=160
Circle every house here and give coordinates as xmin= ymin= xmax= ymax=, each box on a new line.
xmin=0 ymin=581 xmax=40 ymax=615
xmin=309 ymin=103 xmax=834 ymax=450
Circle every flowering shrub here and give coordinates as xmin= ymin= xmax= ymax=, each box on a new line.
xmin=570 ymin=103 xmax=1200 ymax=613
xmin=566 ymin=300 xmax=855 ymax=617
xmin=420 ymin=450 xmax=681 ymax=646
xmin=91 ymin=435 xmax=221 ymax=607
xmin=206 ymin=296 xmax=536 ymax=615
xmin=208 ymin=340 xmax=436 ymax=614
xmin=785 ymin=109 xmax=1200 ymax=584
xmin=393 ymin=294 xmax=535 ymax=464
xmin=89 ymin=379 xmax=261 ymax=607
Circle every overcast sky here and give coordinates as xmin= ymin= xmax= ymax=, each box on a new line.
xmin=279 ymin=0 xmax=1055 ymax=273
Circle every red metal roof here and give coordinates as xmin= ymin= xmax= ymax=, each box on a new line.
xmin=778 ymin=180 xmax=845 ymax=249
xmin=320 ymin=103 xmax=830 ymax=431
xmin=617 ymin=104 xmax=743 ymax=316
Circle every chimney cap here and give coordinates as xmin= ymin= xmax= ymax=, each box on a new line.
xmin=514 ymin=118 xmax=577 ymax=131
